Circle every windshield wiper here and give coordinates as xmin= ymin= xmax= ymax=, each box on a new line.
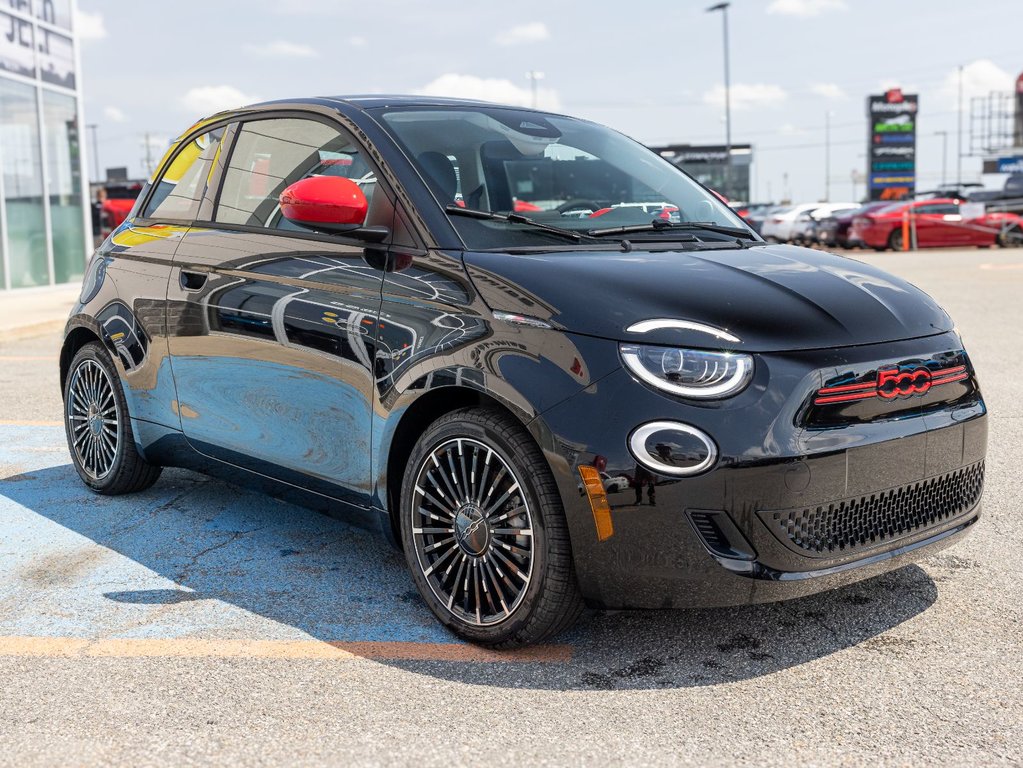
xmin=446 ymin=204 xmax=597 ymax=243
xmin=587 ymin=219 xmax=758 ymax=241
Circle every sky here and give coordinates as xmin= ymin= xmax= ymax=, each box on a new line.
xmin=76 ymin=0 xmax=1023 ymax=203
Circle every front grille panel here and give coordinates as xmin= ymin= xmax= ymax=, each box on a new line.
xmin=760 ymin=462 xmax=984 ymax=557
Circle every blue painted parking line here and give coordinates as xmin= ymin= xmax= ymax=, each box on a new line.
xmin=0 ymin=425 xmax=571 ymax=661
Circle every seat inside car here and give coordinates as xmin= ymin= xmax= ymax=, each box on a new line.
xmin=416 ymin=151 xmax=458 ymax=203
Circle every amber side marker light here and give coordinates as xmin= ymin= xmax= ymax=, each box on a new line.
xmin=578 ymin=465 xmax=614 ymax=541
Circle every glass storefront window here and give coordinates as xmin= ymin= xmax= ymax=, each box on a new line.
xmin=0 ymin=9 xmax=37 ymax=79
xmin=0 ymin=77 xmax=48 ymax=288
xmin=3 ymin=0 xmax=71 ymax=29
xmin=0 ymin=1 xmax=84 ymax=291
xmin=43 ymin=89 xmax=85 ymax=283
xmin=37 ymin=0 xmax=73 ymax=30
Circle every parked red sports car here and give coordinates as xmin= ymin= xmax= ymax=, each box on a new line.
xmin=848 ymin=198 xmax=1023 ymax=250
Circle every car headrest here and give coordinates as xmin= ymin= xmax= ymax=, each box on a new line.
xmin=416 ymin=151 xmax=457 ymax=203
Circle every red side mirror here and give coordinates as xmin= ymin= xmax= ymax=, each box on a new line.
xmin=279 ymin=176 xmax=368 ymax=227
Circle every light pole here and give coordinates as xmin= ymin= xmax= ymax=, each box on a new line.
xmin=935 ymin=130 xmax=949 ymax=187
xmin=956 ymin=64 xmax=964 ymax=189
xmin=87 ymin=123 xmax=99 ymax=182
xmin=824 ymin=110 xmax=833 ymax=202
xmin=525 ymin=70 xmax=545 ymax=109
xmin=706 ymin=2 xmax=731 ymax=198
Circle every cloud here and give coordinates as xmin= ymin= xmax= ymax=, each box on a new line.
xmin=939 ymin=59 xmax=1014 ymax=108
xmin=245 ymin=40 xmax=318 ymax=58
xmin=416 ymin=74 xmax=560 ymax=109
xmin=348 ymin=36 xmax=368 ymax=47
xmin=103 ymin=106 xmax=127 ymax=123
xmin=766 ymin=0 xmax=847 ymax=17
xmin=494 ymin=22 xmax=550 ymax=46
xmin=779 ymin=123 xmax=808 ymax=136
xmin=181 ymin=86 xmax=260 ymax=115
xmin=702 ymin=83 xmax=788 ymax=110
xmin=810 ymin=82 xmax=848 ymax=101
xmin=75 ymin=9 xmax=106 ymax=40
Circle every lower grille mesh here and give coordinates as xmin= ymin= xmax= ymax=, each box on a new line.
xmin=762 ymin=462 xmax=984 ymax=557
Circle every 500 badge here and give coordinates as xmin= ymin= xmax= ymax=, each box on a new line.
xmin=814 ymin=363 xmax=969 ymax=405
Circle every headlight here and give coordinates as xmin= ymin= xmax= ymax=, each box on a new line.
xmin=619 ymin=343 xmax=753 ymax=399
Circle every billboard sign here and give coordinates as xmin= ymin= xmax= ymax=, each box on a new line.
xmin=867 ymin=89 xmax=918 ymax=201
xmin=997 ymin=156 xmax=1023 ymax=174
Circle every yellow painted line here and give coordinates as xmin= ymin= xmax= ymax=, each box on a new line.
xmin=0 ymin=420 xmax=63 ymax=427
xmin=0 ymin=355 xmax=57 ymax=361
xmin=0 ymin=636 xmax=572 ymax=663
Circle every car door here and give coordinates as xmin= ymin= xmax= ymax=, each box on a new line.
xmin=933 ymin=202 xmax=971 ymax=245
xmin=913 ymin=202 xmax=963 ymax=247
xmin=164 ymin=114 xmax=394 ymax=508
xmin=93 ymin=121 xmax=229 ymax=432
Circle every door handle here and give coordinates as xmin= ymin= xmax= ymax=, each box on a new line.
xmin=179 ymin=269 xmax=209 ymax=291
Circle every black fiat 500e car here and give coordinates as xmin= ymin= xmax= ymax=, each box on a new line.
xmin=61 ymin=97 xmax=987 ymax=647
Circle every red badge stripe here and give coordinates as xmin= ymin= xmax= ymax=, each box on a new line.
xmin=814 ymin=364 xmax=969 ymax=406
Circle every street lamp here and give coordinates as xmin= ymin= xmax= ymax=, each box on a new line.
xmin=706 ymin=2 xmax=731 ymax=198
xmin=86 ymin=123 xmax=99 ymax=183
xmin=525 ymin=70 xmax=545 ymax=109
xmin=956 ymin=64 xmax=964 ymax=189
xmin=935 ymin=130 xmax=949 ymax=187
xmin=824 ymin=110 xmax=834 ymax=202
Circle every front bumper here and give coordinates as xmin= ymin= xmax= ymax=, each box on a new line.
xmin=532 ymin=331 xmax=987 ymax=610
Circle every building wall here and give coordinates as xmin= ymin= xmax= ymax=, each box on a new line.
xmin=0 ymin=0 xmax=90 ymax=291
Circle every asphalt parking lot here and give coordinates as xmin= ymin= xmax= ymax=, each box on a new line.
xmin=1 ymin=247 xmax=1021 ymax=767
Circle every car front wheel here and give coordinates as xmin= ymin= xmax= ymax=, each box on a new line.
xmin=400 ymin=408 xmax=583 ymax=647
xmin=63 ymin=341 xmax=161 ymax=495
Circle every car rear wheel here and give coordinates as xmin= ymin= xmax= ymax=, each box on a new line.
xmin=888 ymin=228 xmax=904 ymax=251
xmin=400 ymin=408 xmax=583 ymax=647
xmin=998 ymin=225 xmax=1023 ymax=248
xmin=63 ymin=342 xmax=161 ymax=495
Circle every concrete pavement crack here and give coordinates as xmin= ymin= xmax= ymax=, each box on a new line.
xmin=176 ymin=527 xmax=263 ymax=586
xmin=108 ymin=479 xmax=209 ymax=543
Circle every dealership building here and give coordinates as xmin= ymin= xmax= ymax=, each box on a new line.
xmin=0 ymin=0 xmax=89 ymax=292
xmin=647 ymin=143 xmax=753 ymax=203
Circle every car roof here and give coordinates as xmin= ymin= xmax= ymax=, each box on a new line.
xmin=198 ymin=95 xmax=574 ymax=130
xmin=245 ymin=94 xmax=562 ymax=113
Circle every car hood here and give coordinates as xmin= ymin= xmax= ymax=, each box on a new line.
xmin=462 ymin=244 xmax=952 ymax=352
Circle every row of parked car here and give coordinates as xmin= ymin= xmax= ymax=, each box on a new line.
xmin=734 ymin=197 xmax=1023 ymax=251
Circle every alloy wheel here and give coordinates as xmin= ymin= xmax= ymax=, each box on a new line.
xmin=999 ymin=226 xmax=1023 ymax=248
xmin=410 ymin=437 xmax=534 ymax=626
xmin=66 ymin=358 xmax=120 ymax=481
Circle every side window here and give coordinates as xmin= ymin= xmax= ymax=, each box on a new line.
xmin=215 ymin=118 xmax=377 ymax=230
xmin=144 ymin=127 xmax=226 ymax=220
xmin=916 ymin=203 xmax=958 ymax=215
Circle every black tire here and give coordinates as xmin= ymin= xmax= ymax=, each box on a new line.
xmin=400 ymin=408 xmax=583 ymax=647
xmin=63 ymin=341 xmax=161 ymax=495
xmin=887 ymin=228 xmax=904 ymax=251
xmin=998 ymin=225 xmax=1023 ymax=248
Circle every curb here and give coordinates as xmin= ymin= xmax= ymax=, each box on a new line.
xmin=0 ymin=319 xmax=66 ymax=344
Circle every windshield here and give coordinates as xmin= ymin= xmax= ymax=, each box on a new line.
xmin=373 ymin=105 xmax=754 ymax=248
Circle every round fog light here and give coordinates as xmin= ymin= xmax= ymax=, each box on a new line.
xmin=628 ymin=421 xmax=718 ymax=477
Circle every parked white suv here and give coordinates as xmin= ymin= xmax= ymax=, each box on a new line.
xmin=762 ymin=202 xmax=857 ymax=243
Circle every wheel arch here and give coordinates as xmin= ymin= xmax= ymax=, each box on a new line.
xmin=380 ymin=384 xmax=547 ymax=545
xmin=59 ymin=325 xmax=103 ymax=393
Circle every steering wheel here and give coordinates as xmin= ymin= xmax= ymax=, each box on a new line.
xmin=555 ymin=199 xmax=602 ymax=214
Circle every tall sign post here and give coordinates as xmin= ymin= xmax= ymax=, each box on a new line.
xmin=1014 ymin=71 xmax=1023 ymax=147
xmin=867 ymin=89 xmax=918 ymax=201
